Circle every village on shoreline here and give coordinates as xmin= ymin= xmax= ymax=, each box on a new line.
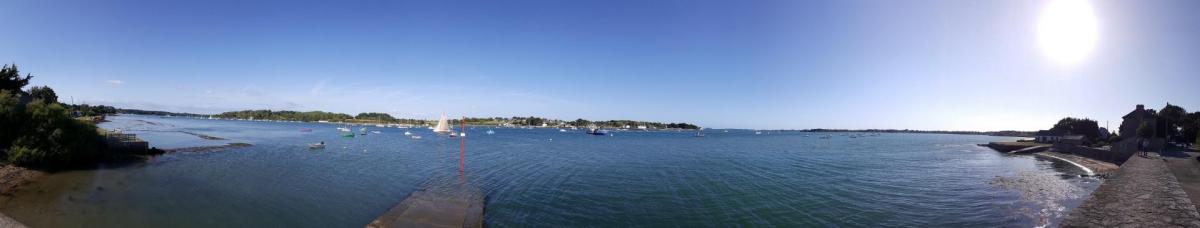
xmin=981 ymin=103 xmax=1200 ymax=227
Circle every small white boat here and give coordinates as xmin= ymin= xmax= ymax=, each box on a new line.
xmin=410 ymin=135 xmax=422 ymax=139
xmin=309 ymin=143 xmax=326 ymax=149
xmin=559 ymin=129 xmax=568 ymax=132
xmin=371 ymin=131 xmax=382 ymax=134
xmin=486 ymin=130 xmax=495 ymax=135
xmin=459 ymin=132 xmax=466 ymax=137
xmin=403 ymin=131 xmax=413 ymax=136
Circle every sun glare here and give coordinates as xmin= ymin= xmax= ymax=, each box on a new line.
xmin=1037 ymin=0 xmax=1098 ymax=65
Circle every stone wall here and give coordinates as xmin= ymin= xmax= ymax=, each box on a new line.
xmin=1055 ymin=144 xmax=1135 ymax=165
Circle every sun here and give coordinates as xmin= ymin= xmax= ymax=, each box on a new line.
xmin=1037 ymin=0 xmax=1099 ymax=65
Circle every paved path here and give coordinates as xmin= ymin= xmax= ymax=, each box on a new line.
xmin=1061 ymin=154 xmax=1200 ymax=227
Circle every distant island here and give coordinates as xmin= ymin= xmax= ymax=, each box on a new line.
xmin=71 ymin=107 xmax=704 ymax=130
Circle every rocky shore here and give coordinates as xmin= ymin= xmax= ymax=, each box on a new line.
xmin=164 ymin=142 xmax=253 ymax=153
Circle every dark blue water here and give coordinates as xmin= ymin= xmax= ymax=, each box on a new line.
xmin=0 ymin=115 xmax=1099 ymax=227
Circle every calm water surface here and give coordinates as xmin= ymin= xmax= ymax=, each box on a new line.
xmin=0 ymin=115 xmax=1100 ymax=227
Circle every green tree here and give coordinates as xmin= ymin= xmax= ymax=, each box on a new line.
xmin=0 ymin=90 xmax=25 ymax=156
xmin=1050 ymin=117 xmax=1101 ymax=139
xmin=1182 ymin=112 xmax=1200 ymax=145
xmin=571 ymin=118 xmax=591 ymax=127
xmin=1160 ymin=103 xmax=1187 ymax=141
xmin=28 ymin=86 xmax=57 ymax=103
xmin=1137 ymin=121 xmax=1154 ymax=139
xmin=355 ymin=112 xmax=396 ymax=122
xmin=0 ymin=64 xmax=33 ymax=94
xmin=7 ymin=100 xmax=106 ymax=167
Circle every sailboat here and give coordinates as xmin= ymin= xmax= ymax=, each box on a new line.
xmin=694 ymin=128 xmax=706 ymax=137
xmin=433 ymin=113 xmax=453 ymax=135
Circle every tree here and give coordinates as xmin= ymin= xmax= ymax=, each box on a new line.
xmin=355 ymin=112 xmax=396 ymax=122
xmin=7 ymin=100 xmax=106 ymax=167
xmin=1182 ymin=112 xmax=1200 ymax=146
xmin=1160 ymin=103 xmax=1187 ymax=142
xmin=0 ymin=64 xmax=33 ymax=94
xmin=1137 ymin=121 xmax=1154 ymax=139
xmin=1050 ymin=117 xmax=1100 ymax=139
xmin=28 ymin=86 xmax=57 ymax=103
xmin=571 ymin=118 xmax=591 ymax=127
xmin=0 ymin=90 xmax=25 ymax=155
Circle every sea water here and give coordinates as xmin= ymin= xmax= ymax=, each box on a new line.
xmin=0 ymin=115 xmax=1099 ymax=227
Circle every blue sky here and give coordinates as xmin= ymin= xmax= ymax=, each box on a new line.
xmin=2 ymin=0 xmax=1198 ymax=130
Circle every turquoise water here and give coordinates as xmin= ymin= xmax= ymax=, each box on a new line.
xmin=0 ymin=115 xmax=1099 ymax=227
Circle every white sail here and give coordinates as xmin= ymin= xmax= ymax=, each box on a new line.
xmin=433 ymin=113 xmax=452 ymax=133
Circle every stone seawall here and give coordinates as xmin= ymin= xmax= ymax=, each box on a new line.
xmin=0 ymin=212 xmax=27 ymax=228
xmin=1055 ymin=144 xmax=1136 ymax=165
xmin=1061 ymin=155 xmax=1200 ymax=227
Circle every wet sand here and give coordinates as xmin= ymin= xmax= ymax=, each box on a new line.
xmin=0 ymin=166 xmax=45 ymax=196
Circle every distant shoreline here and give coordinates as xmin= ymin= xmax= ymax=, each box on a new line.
xmin=794 ymin=129 xmax=1035 ymax=137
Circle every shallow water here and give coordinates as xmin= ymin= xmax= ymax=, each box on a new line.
xmin=0 ymin=115 xmax=1099 ymax=227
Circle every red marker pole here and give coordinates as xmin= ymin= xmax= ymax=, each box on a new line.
xmin=459 ymin=116 xmax=466 ymax=176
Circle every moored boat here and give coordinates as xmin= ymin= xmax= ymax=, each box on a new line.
xmin=587 ymin=128 xmax=607 ymax=135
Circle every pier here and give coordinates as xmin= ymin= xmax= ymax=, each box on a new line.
xmin=366 ymin=180 xmax=484 ymax=228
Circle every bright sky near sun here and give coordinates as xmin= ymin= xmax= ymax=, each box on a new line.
xmin=1 ymin=0 xmax=1199 ymax=130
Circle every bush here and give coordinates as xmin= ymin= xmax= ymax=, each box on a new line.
xmin=6 ymin=100 xmax=109 ymax=168
xmin=0 ymin=90 xmax=24 ymax=155
xmin=0 ymin=64 xmax=132 ymax=168
xmin=5 ymin=145 xmax=42 ymax=166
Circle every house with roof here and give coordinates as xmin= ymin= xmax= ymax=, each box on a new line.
xmin=1035 ymin=130 xmax=1063 ymax=143
xmin=1060 ymin=135 xmax=1086 ymax=146
xmin=1119 ymin=104 xmax=1156 ymax=138
xmin=1113 ymin=104 xmax=1164 ymax=156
